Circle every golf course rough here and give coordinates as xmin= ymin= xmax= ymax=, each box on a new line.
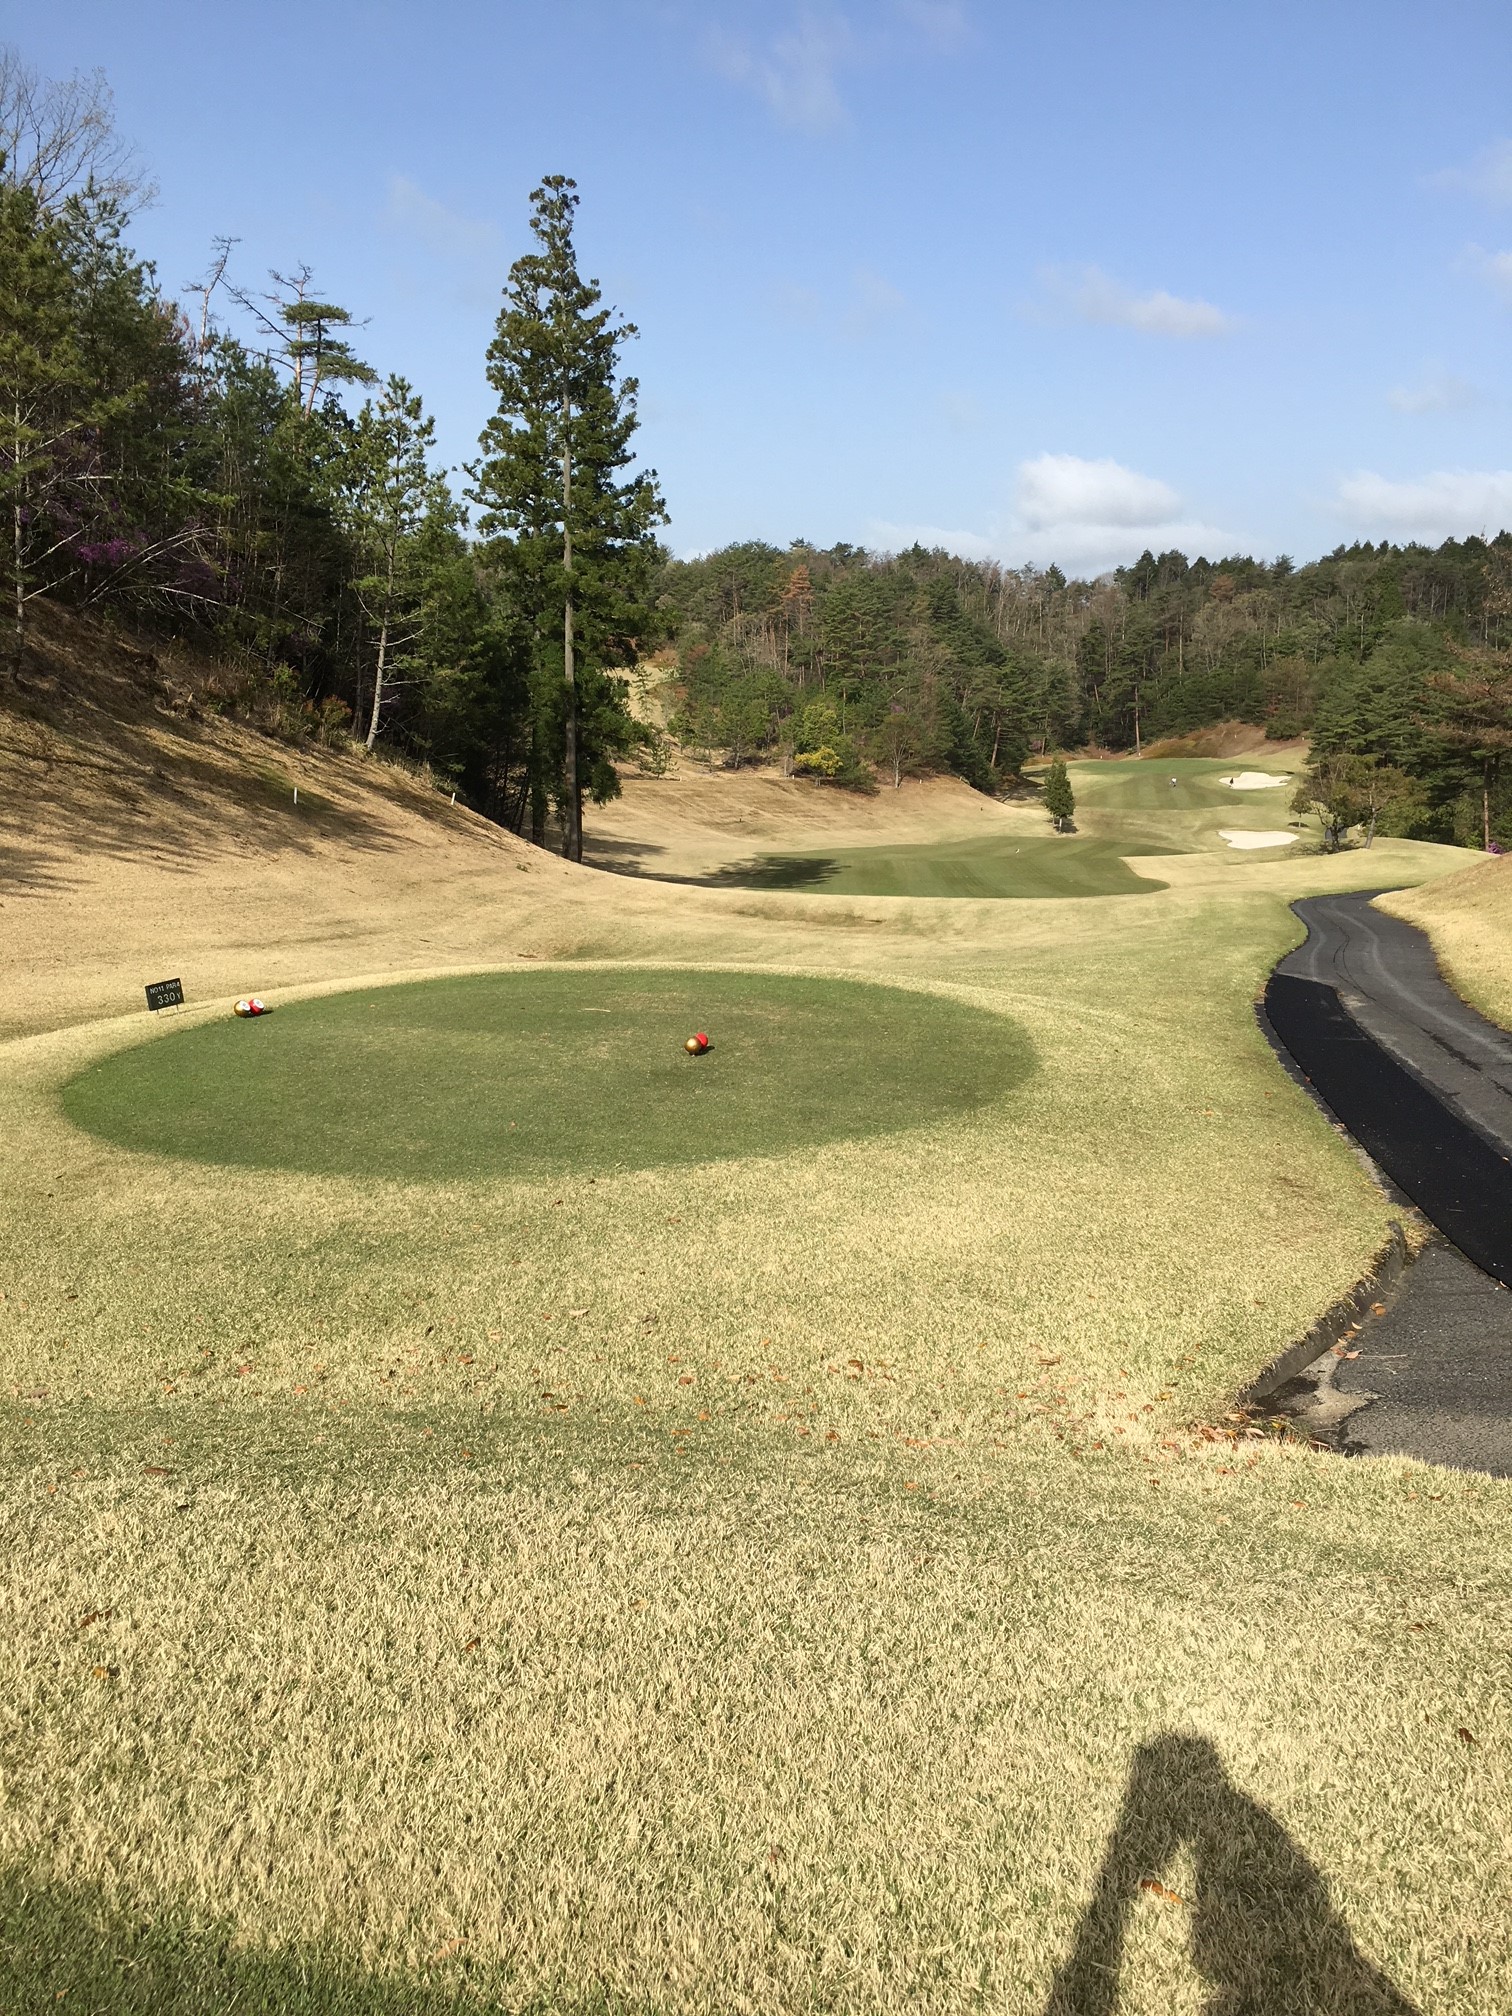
xmin=59 ymin=967 xmax=1036 ymax=1182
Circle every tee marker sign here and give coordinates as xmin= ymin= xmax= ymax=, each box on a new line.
xmin=145 ymin=978 xmax=184 ymax=1012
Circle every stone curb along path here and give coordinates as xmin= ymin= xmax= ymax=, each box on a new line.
xmin=1257 ymin=891 xmax=1512 ymax=1478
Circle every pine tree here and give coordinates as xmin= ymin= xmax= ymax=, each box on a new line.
xmin=1429 ymin=651 xmax=1512 ymax=849
xmin=229 ymin=265 xmax=376 ymax=419
xmin=471 ymin=175 xmax=665 ymax=859
xmin=1043 ymin=756 xmax=1075 ymax=831
xmin=0 ymin=178 xmax=116 ymax=669
xmin=340 ymin=374 xmax=446 ymax=748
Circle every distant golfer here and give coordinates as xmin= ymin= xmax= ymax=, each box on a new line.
xmin=1169 ymin=776 xmax=1177 ymax=788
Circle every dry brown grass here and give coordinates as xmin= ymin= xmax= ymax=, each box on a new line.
xmin=1380 ymin=852 xmax=1512 ymax=1031
xmin=3 ymin=611 xmax=1510 ymax=2013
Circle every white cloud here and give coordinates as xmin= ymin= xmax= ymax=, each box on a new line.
xmin=706 ymin=14 xmax=854 ymax=133
xmin=1016 ymin=453 xmax=1178 ymax=530
xmin=1431 ymin=138 xmax=1512 ymax=207
xmin=384 ymin=175 xmax=499 ymax=264
xmin=1335 ymin=468 xmax=1512 ymax=543
xmin=1039 ymin=264 xmax=1236 ymax=339
xmin=870 ymin=454 xmax=1236 ymax=576
xmin=1387 ymin=372 xmax=1481 ymax=414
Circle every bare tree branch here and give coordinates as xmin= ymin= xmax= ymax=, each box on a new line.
xmin=0 ymin=46 xmax=155 ymax=213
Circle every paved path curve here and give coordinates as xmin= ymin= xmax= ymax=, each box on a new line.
xmin=1278 ymin=892 xmax=1512 ymax=1154
xmin=1263 ymin=892 xmax=1512 ymax=1475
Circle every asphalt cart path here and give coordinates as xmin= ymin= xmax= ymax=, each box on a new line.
xmin=1279 ymin=892 xmax=1512 ymax=1155
xmin=1263 ymin=892 xmax=1512 ymax=1476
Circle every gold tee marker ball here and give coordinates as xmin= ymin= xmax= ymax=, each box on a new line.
xmin=685 ymin=1036 xmax=700 ymax=1054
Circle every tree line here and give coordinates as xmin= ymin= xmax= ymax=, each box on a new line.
xmin=660 ymin=536 xmax=1512 ymax=847
xmin=0 ymin=50 xmax=660 ymax=858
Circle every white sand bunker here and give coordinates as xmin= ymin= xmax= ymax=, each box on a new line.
xmin=1223 ymin=772 xmax=1287 ymax=790
xmin=1219 ymin=828 xmax=1297 ymax=850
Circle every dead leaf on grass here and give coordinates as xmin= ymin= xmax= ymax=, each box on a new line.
xmin=1140 ymin=1878 xmax=1184 ymax=1904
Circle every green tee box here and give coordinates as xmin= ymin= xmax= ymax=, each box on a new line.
xmin=66 ymin=967 xmax=1034 ymax=1183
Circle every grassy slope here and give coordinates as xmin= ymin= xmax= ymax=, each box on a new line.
xmin=3 ymin=633 xmax=1506 ymax=2015
xmin=1380 ymin=853 xmax=1512 ymax=1031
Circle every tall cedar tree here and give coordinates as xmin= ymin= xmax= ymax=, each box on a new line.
xmin=340 ymin=374 xmax=446 ymax=748
xmin=1043 ymin=757 xmax=1075 ymax=830
xmin=472 ymin=175 xmax=664 ymax=858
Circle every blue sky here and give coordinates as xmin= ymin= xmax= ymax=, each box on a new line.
xmin=18 ymin=0 xmax=1512 ymax=572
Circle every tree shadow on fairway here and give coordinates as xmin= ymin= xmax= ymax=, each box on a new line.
xmin=698 ymin=853 xmax=840 ymax=889
xmin=1044 ymin=1734 xmax=1419 ymax=2015
xmin=578 ymin=843 xmax=842 ymax=890
xmin=0 ymin=1867 xmax=524 ymax=2016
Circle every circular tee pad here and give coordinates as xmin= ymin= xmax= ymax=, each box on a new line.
xmin=62 ymin=968 xmax=1034 ymax=1183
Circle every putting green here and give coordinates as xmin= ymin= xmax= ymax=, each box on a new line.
xmin=1072 ymin=756 xmax=1294 ymax=814
xmin=708 ymin=832 xmax=1170 ymax=898
xmin=61 ymin=968 xmax=1035 ymax=1182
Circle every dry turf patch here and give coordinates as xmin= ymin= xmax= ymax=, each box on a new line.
xmin=2 ymin=825 xmax=1510 ymax=2011
xmin=1381 ymin=853 xmax=1512 ymax=1033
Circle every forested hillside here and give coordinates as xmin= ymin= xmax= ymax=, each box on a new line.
xmin=2 ymin=55 xmax=660 ymax=858
xmin=655 ymin=536 xmax=1512 ymax=847
xmin=5 ymin=48 xmax=1509 ymax=853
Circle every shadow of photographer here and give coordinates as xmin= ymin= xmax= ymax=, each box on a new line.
xmin=1045 ymin=1733 xmax=1419 ymax=2015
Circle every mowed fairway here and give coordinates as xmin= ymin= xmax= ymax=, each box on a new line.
xmin=62 ymin=969 xmax=1031 ymax=1181
xmin=707 ymin=831 xmax=1169 ymax=898
xmin=3 ymin=741 xmax=1510 ymax=2016
xmin=636 ymin=757 xmax=1305 ymax=898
